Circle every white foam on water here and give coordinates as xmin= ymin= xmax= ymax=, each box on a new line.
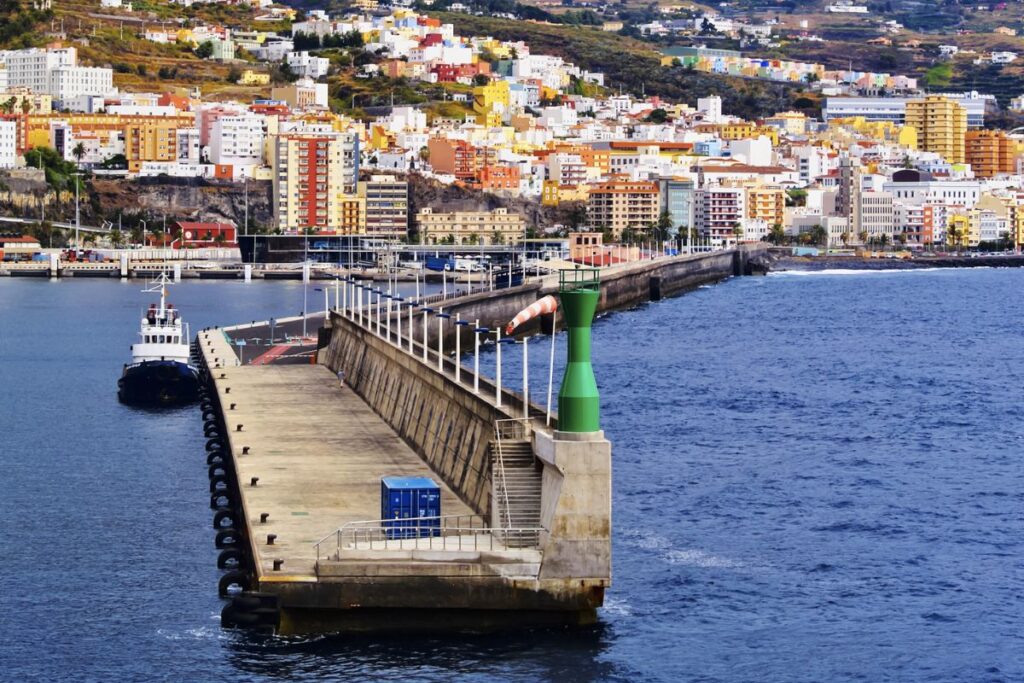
xmin=624 ymin=529 xmax=743 ymax=569
xmin=770 ymin=268 xmax=949 ymax=277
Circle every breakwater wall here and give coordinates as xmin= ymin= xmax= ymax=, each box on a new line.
xmin=400 ymin=245 xmax=766 ymax=345
xmin=319 ymin=313 xmax=532 ymax=515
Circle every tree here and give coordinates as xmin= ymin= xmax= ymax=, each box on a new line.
xmin=650 ymin=210 xmax=673 ymax=242
xmin=809 ymin=224 xmax=828 ymax=248
xmin=645 ymin=108 xmax=669 ymax=124
xmin=472 ymin=73 xmax=490 ymax=86
xmin=20 ymin=98 xmax=31 ymax=114
xmin=768 ymin=222 xmax=786 ymax=245
xmin=731 ymin=222 xmax=744 ymax=244
xmin=72 ymin=142 xmax=85 ymax=166
xmin=109 ymin=229 xmax=124 ymax=248
xmin=226 ymin=66 xmax=242 ymax=84
xmin=195 ymin=41 xmax=214 ymax=59
xmin=858 ymin=230 xmax=869 ymax=245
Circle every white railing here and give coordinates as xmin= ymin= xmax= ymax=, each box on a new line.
xmin=313 ymin=514 xmax=543 ymax=565
xmin=492 ymin=417 xmax=534 ymax=535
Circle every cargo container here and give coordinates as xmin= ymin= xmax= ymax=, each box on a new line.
xmin=381 ymin=476 xmax=441 ymax=539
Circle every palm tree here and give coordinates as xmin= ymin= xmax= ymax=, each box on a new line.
xmin=731 ymin=222 xmax=743 ymax=245
xmin=109 ymin=229 xmax=124 ymax=248
xmin=768 ymin=222 xmax=785 ymax=245
xmin=72 ymin=143 xmax=86 ymax=166
xmin=809 ymin=224 xmax=828 ymax=248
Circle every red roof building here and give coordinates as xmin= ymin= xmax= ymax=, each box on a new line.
xmin=171 ymin=222 xmax=237 ymax=247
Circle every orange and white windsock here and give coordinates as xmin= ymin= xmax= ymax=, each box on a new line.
xmin=505 ymin=295 xmax=558 ymax=335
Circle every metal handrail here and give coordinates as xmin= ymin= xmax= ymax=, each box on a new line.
xmin=492 ymin=417 xmax=534 ymax=533
xmin=314 ymin=514 xmax=543 ymax=563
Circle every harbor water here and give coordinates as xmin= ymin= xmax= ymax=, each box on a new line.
xmin=1 ymin=270 xmax=1022 ymax=681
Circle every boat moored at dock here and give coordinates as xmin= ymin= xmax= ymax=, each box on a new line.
xmin=118 ymin=274 xmax=200 ymax=407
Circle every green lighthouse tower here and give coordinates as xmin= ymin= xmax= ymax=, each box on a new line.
xmin=557 ymin=268 xmax=601 ymax=433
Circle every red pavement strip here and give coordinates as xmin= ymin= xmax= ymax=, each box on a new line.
xmin=250 ymin=345 xmax=291 ymax=366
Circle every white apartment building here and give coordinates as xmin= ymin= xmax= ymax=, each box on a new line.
xmin=696 ymin=186 xmax=746 ymax=246
xmin=209 ymin=114 xmax=266 ymax=168
xmin=546 ymin=153 xmax=588 ymax=185
xmin=697 ymin=95 xmax=722 ymax=123
xmin=883 ymin=170 xmax=981 ymax=207
xmin=977 ymin=209 xmax=1006 ymax=242
xmin=0 ymin=120 xmax=18 ymax=168
xmin=853 ymin=189 xmax=895 ymax=240
xmin=824 ymin=93 xmax=993 ymax=128
xmin=0 ymin=47 xmax=114 ymax=101
xmin=792 ymin=145 xmax=831 ymax=185
xmin=177 ymin=128 xmax=201 ymax=165
xmin=286 ymin=51 xmax=330 ymax=79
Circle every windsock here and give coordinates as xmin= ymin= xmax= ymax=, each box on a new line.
xmin=505 ymin=295 xmax=558 ymax=335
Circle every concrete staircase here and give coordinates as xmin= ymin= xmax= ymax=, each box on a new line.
xmin=490 ymin=439 xmax=542 ymax=548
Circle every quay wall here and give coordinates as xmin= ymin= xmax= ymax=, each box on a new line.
xmin=319 ymin=313 xmax=528 ymax=515
xmin=410 ymin=245 xmax=765 ymax=344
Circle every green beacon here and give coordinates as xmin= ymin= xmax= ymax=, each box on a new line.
xmin=557 ymin=268 xmax=601 ymax=433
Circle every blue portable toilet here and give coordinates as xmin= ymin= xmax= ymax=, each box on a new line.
xmin=381 ymin=476 xmax=441 ymax=539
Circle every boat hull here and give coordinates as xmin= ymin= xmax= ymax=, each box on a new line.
xmin=118 ymin=360 xmax=200 ymax=407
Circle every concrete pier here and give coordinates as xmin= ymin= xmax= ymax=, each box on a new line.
xmin=196 ymin=307 xmax=611 ymax=634
xmin=205 ymin=362 xmax=476 ymax=578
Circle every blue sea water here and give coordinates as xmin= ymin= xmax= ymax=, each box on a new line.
xmin=1 ymin=270 xmax=1022 ymax=682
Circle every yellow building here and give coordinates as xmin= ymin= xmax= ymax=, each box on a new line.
xmin=541 ymin=179 xmax=590 ymax=206
xmin=416 ymin=207 xmax=525 ymax=245
xmin=0 ymin=90 xmax=52 ymax=114
xmin=765 ymin=111 xmax=807 ymax=136
xmin=745 ymin=185 xmax=785 ymax=226
xmin=946 ymin=213 xmax=971 ymax=249
xmin=238 ymin=69 xmax=270 ymax=86
xmin=696 ymin=122 xmax=779 ymax=146
xmin=586 ymin=179 xmax=660 ymax=238
xmin=24 ymin=112 xmax=196 ymax=172
xmin=472 ymin=80 xmax=509 ymax=125
xmin=904 ymin=96 xmax=967 ymax=164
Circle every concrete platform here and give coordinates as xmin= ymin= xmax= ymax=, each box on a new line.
xmin=215 ymin=363 xmax=476 ymax=579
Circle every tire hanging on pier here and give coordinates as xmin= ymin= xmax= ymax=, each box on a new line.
xmin=213 ymin=509 xmax=237 ymax=530
xmin=218 ymin=570 xmax=252 ymax=598
xmin=215 ymin=528 xmax=243 ymax=549
xmin=217 ymin=548 xmax=246 ymax=569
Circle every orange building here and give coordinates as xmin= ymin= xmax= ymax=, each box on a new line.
xmin=427 ymin=137 xmax=497 ymax=181
xmin=965 ymin=130 xmax=1016 ymax=178
xmin=470 ymin=164 xmax=520 ymax=192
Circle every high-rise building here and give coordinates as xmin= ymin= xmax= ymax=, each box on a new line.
xmin=695 ymin=186 xmax=746 ymax=246
xmin=965 ymin=130 xmax=1016 ymax=178
xmin=271 ymin=131 xmax=361 ymax=233
xmin=853 ymin=189 xmax=895 ymax=242
xmin=359 ymin=174 xmax=408 ymax=239
xmin=904 ymin=96 xmax=967 ymax=164
xmin=587 ymin=179 xmax=660 ymax=239
xmin=835 ymin=154 xmax=861 ymax=219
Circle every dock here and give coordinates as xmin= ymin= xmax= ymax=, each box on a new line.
xmin=191 ymin=248 xmax=778 ymax=634
xmin=195 ymin=268 xmax=614 ymax=634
